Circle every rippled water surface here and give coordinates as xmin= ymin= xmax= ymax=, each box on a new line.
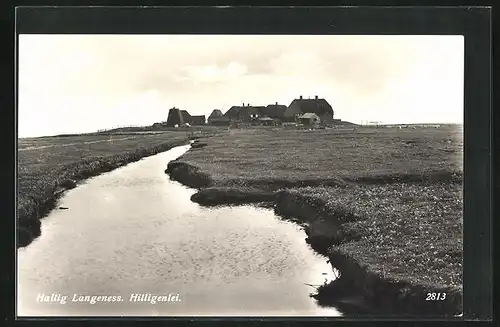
xmin=18 ymin=145 xmax=340 ymax=316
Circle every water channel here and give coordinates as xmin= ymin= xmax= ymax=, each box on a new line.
xmin=17 ymin=144 xmax=341 ymax=316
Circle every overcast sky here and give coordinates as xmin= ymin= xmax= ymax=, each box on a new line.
xmin=18 ymin=34 xmax=464 ymax=137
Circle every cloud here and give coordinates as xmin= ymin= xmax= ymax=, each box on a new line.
xmin=180 ymin=61 xmax=248 ymax=84
xmin=18 ymin=34 xmax=463 ymax=136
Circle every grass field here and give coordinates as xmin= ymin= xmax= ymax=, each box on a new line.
xmin=174 ymin=127 xmax=463 ymax=187
xmin=18 ymin=125 xmax=464 ymax=314
xmin=287 ymin=183 xmax=462 ymax=288
xmin=16 ymin=131 xmax=206 ymax=247
xmin=168 ymin=125 xmax=463 ymax=314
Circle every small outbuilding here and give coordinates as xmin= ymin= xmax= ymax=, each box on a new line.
xmin=298 ymin=112 xmax=321 ymax=126
xmin=257 ymin=117 xmax=277 ymax=126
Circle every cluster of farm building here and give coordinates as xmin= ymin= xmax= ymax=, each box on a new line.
xmin=155 ymin=95 xmax=351 ymax=128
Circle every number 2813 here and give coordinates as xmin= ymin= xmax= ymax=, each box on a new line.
xmin=426 ymin=292 xmax=446 ymax=301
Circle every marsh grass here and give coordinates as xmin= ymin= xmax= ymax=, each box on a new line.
xmin=20 ymin=126 xmax=464 ymax=313
xmin=167 ymin=126 xmax=463 ymax=313
xmin=175 ymin=127 xmax=463 ymax=187
xmin=17 ymin=132 xmax=192 ymax=247
xmin=286 ymin=182 xmax=462 ymax=288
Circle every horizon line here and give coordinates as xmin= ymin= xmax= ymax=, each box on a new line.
xmin=18 ymin=122 xmax=464 ymax=139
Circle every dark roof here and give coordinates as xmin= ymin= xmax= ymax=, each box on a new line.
xmin=266 ymin=104 xmax=287 ymax=109
xmin=225 ymin=105 xmax=288 ymax=120
xmin=191 ymin=115 xmax=206 ymax=124
xmin=261 ymin=104 xmax=287 ymax=119
xmin=224 ymin=106 xmax=243 ymax=118
xmin=166 ymin=108 xmax=207 ymax=126
xmin=166 ymin=108 xmax=184 ymax=127
xmin=224 ymin=106 xmax=262 ymax=119
xmin=289 ymin=98 xmax=333 ymax=116
xmin=208 ymin=109 xmax=223 ymax=119
xmin=250 ymin=106 xmax=267 ymax=117
xmin=180 ymin=110 xmax=192 ymax=121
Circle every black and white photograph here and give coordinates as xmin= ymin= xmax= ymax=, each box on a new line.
xmin=16 ymin=30 xmax=467 ymax=317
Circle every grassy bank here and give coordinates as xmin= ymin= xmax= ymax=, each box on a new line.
xmin=167 ymin=127 xmax=462 ymax=188
xmin=166 ymin=126 xmax=463 ymax=315
xmin=274 ymin=185 xmax=462 ymax=316
xmin=17 ymin=132 xmax=195 ymax=248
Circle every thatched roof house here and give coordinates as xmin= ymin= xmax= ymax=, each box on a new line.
xmin=208 ymin=109 xmax=223 ymax=118
xmin=191 ymin=115 xmax=206 ymax=125
xmin=208 ymin=109 xmax=223 ymax=124
xmin=166 ymin=108 xmax=185 ymax=127
xmin=180 ymin=110 xmax=192 ymax=123
xmin=209 ymin=116 xmax=231 ymax=126
xmin=224 ymin=104 xmax=264 ymax=122
xmin=284 ymin=96 xmax=334 ymax=123
xmin=260 ymin=102 xmax=287 ymax=120
xmin=166 ymin=108 xmax=205 ymax=127
xmin=223 ymin=102 xmax=287 ymax=123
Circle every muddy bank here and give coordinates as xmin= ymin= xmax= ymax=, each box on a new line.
xmin=273 ymin=191 xmax=363 ymax=257
xmin=190 ymin=140 xmax=208 ymax=149
xmin=165 ymin=161 xmax=214 ymax=189
xmin=313 ymin=251 xmax=462 ymax=317
xmin=191 ymin=187 xmax=275 ymax=206
xmin=17 ymin=139 xmax=189 ymax=249
xmin=273 ymin=190 xmax=462 ymax=316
